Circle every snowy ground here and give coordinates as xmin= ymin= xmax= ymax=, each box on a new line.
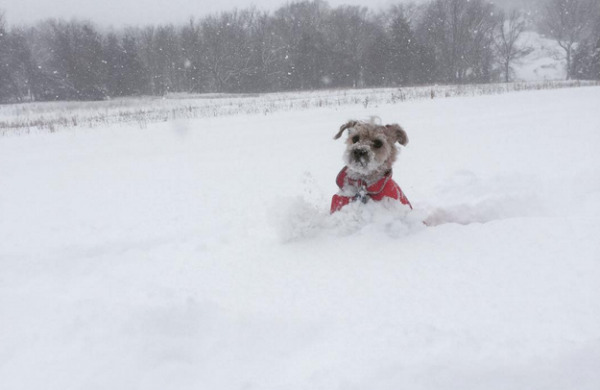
xmin=3 ymin=81 xmax=596 ymax=135
xmin=1 ymin=86 xmax=600 ymax=389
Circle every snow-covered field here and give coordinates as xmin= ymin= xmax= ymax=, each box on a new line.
xmin=1 ymin=86 xmax=600 ymax=389
xmin=2 ymin=80 xmax=597 ymax=135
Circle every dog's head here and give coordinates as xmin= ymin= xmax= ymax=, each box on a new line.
xmin=334 ymin=120 xmax=408 ymax=182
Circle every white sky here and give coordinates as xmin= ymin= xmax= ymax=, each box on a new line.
xmin=1 ymin=0 xmax=403 ymax=27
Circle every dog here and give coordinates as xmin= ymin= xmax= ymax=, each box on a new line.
xmin=330 ymin=119 xmax=412 ymax=213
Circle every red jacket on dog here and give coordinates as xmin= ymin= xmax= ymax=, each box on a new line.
xmin=330 ymin=167 xmax=412 ymax=213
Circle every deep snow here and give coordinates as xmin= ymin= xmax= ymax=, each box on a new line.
xmin=1 ymin=86 xmax=600 ymax=390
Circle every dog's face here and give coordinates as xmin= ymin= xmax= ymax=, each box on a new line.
xmin=334 ymin=120 xmax=408 ymax=183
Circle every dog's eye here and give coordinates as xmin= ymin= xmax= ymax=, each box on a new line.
xmin=352 ymin=136 xmax=360 ymax=144
xmin=373 ymin=140 xmax=383 ymax=149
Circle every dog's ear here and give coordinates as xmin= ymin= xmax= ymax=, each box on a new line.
xmin=385 ymin=124 xmax=409 ymax=146
xmin=333 ymin=120 xmax=358 ymax=140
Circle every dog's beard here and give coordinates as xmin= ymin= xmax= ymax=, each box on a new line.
xmin=344 ymin=148 xmax=383 ymax=176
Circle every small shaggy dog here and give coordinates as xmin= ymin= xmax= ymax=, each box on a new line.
xmin=330 ymin=119 xmax=412 ymax=213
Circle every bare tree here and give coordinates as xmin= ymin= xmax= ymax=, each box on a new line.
xmin=201 ymin=9 xmax=257 ymax=92
xmin=247 ymin=11 xmax=285 ymax=91
xmin=5 ymin=0 xmax=564 ymax=101
xmin=272 ymin=0 xmax=330 ymax=90
xmin=543 ymin=0 xmax=597 ymax=79
xmin=418 ymin=0 xmax=496 ymax=84
xmin=494 ymin=9 xmax=532 ymax=82
xmin=324 ymin=5 xmax=371 ymax=88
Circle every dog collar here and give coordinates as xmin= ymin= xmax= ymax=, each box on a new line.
xmin=335 ymin=167 xmax=393 ymax=199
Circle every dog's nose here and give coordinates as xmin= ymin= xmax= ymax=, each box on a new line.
xmin=353 ymin=149 xmax=367 ymax=159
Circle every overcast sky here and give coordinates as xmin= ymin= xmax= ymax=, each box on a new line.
xmin=1 ymin=0 xmax=406 ymax=27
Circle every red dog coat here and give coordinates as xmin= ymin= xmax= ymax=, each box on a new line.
xmin=331 ymin=167 xmax=412 ymax=213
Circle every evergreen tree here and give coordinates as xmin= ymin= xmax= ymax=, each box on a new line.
xmin=295 ymin=31 xmax=329 ymax=90
xmin=388 ymin=11 xmax=418 ymax=86
xmin=363 ymin=29 xmax=391 ymax=87
xmin=180 ymin=19 xmax=205 ymax=93
xmin=121 ymin=35 xmax=149 ymax=95
xmin=413 ymin=44 xmax=437 ymax=85
xmin=104 ymin=33 xmax=126 ymax=97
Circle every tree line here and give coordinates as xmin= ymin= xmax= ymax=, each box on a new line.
xmin=0 ymin=0 xmax=599 ymax=103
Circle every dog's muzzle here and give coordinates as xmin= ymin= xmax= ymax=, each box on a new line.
xmin=352 ymin=148 xmax=369 ymax=165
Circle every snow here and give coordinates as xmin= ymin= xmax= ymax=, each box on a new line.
xmin=3 ymin=81 xmax=596 ymax=135
xmin=514 ymin=31 xmax=566 ymax=81
xmin=1 ymin=86 xmax=600 ymax=389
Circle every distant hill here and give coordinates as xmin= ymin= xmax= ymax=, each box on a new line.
xmin=489 ymin=0 xmax=546 ymax=12
xmin=513 ymin=30 xmax=566 ymax=81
